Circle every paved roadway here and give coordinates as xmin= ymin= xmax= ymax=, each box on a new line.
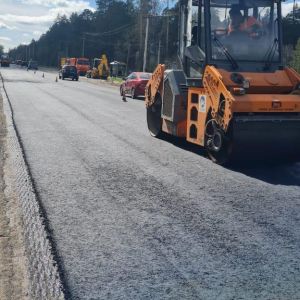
xmin=1 ymin=67 xmax=300 ymax=300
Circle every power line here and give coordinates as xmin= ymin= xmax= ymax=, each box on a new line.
xmin=84 ymin=23 xmax=134 ymax=37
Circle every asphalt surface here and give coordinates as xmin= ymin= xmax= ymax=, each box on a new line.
xmin=1 ymin=66 xmax=300 ymax=300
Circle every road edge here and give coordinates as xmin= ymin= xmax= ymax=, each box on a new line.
xmin=0 ymin=73 xmax=67 ymax=300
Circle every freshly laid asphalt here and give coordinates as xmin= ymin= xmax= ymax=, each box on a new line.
xmin=1 ymin=67 xmax=300 ymax=300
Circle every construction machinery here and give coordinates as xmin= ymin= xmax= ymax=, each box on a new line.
xmin=145 ymin=0 xmax=300 ymax=164
xmin=68 ymin=57 xmax=90 ymax=76
xmin=60 ymin=57 xmax=67 ymax=69
xmin=86 ymin=54 xmax=109 ymax=79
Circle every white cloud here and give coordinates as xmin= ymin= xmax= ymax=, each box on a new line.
xmin=50 ymin=3 xmax=96 ymax=17
xmin=0 ymin=36 xmax=12 ymax=41
xmin=0 ymin=0 xmax=94 ymax=51
xmin=0 ymin=1 xmax=94 ymax=26
xmin=0 ymin=21 xmax=15 ymax=30
xmin=0 ymin=14 xmax=55 ymax=25
xmin=21 ymin=0 xmax=84 ymax=8
xmin=282 ymin=1 xmax=300 ymax=16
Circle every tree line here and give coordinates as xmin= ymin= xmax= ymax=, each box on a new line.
xmin=8 ymin=0 xmax=178 ymax=72
xmin=7 ymin=1 xmax=300 ymax=73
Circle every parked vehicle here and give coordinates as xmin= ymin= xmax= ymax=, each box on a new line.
xmin=59 ymin=65 xmax=79 ymax=81
xmin=120 ymin=72 xmax=152 ymax=99
xmin=1 ymin=54 xmax=10 ymax=67
xmin=27 ymin=60 xmax=38 ymax=70
xmin=67 ymin=57 xmax=90 ymax=76
xmin=21 ymin=61 xmax=28 ymax=67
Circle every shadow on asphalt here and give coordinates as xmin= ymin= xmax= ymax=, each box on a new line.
xmin=123 ymin=96 xmax=145 ymax=101
xmin=134 ymin=96 xmax=146 ymax=101
xmin=229 ymin=162 xmax=300 ymax=186
xmin=159 ymin=134 xmax=300 ymax=187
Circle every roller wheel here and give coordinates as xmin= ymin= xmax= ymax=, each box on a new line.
xmin=205 ymin=119 xmax=232 ymax=165
xmin=147 ymin=94 xmax=162 ymax=137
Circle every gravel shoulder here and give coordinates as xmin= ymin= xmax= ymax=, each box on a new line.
xmin=0 ymin=90 xmax=29 ymax=299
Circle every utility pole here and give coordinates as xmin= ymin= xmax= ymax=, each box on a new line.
xmin=82 ymin=35 xmax=85 ymax=57
xmin=293 ymin=0 xmax=296 ymax=21
xmin=157 ymin=39 xmax=161 ymax=65
xmin=32 ymin=43 xmax=35 ymax=60
xmin=126 ymin=44 xmax=130 ymax=75
xmin=143 ymin=16 xmax=149 ymax=72
xmin=166 ymin=0 xmax=170 ymax=59
xmin=139 ymin=0 xmax=144 ymax=70
xmin=65 ymin=44 xmax=69 ymax=57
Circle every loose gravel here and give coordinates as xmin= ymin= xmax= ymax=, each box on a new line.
xmin=1 ymin=74 xmax=65 ymax=300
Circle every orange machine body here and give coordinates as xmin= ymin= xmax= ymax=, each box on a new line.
xmin=146 ymin=64 xmax=300 ymax=148
xmin=185 ymin=66 xmax=300 ymax=147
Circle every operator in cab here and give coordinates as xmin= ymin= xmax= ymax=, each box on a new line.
xmin=228 ymin=5 xmax=261 ymax=35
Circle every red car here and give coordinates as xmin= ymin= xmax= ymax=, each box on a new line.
xmin=120 ymin=72 xmax=152 ymax=99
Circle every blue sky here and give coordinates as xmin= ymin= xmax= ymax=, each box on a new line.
xmin=0 ymin=0 xmax=298 ymax=52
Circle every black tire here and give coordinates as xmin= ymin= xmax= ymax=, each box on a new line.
xmin=147 ymin=94 xmax=162 ymax=137
xmin=62 ymin=76 xmax=65 ymax=80
xmin=205 ymin=119 xmax=233 ymax=165
xmin=76 ymin=78 xmax=78 ymax=81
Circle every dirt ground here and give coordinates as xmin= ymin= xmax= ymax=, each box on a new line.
xmin=0 ymin=92 xmax=29 ymax=299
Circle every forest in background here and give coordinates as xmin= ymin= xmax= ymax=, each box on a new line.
xmin=5 ymin=1 xmax=300 ymax=73
xmin=8 ymin=0 xmax=177 ymax=72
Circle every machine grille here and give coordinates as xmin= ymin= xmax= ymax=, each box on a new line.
xmin=162 ymin=79 xmax=174 ymax=119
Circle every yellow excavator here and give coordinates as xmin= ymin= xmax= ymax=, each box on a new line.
xmin=145 ymin=0 xmax=300 ymax=164
xmin=86 ymin=54 xmax=109 ymax=79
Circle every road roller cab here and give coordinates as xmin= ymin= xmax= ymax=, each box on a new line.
xmin=145 ymin=0 xmax=300 ymax=164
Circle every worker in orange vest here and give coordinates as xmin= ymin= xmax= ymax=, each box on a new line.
xmin=228 ymin=5 xmax=261 ymax=35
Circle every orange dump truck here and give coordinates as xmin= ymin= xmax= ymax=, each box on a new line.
xmin=68 ymin=57 xmax=90 ymax=76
